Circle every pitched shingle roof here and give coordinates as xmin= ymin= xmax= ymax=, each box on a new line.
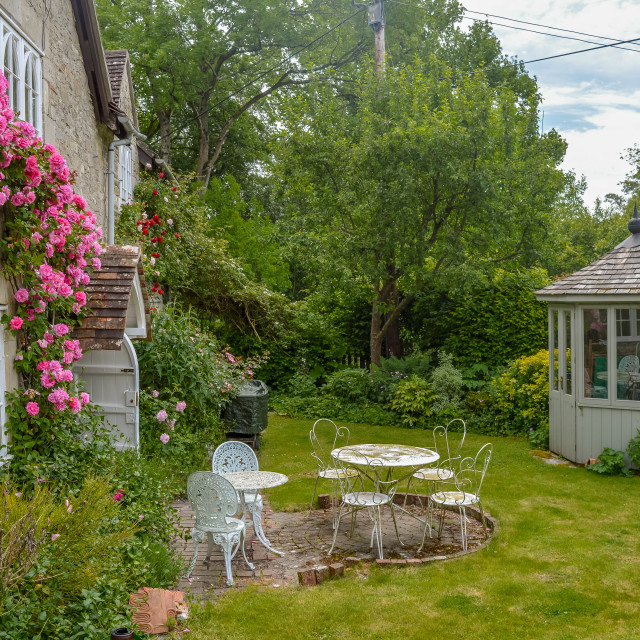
xmin=536 ymin=235 xmax=640 ymax=297
xmin=105 ymin=50 xmax=129 ymax=108
xmin=71 ymin=245 xmax=151 ymax=350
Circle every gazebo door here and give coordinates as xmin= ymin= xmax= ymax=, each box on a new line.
xmin=549 ymin=308 xmax=576 ymax=459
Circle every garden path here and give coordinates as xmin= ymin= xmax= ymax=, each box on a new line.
xmin=173 ymin=496 xmax=491 ymax=599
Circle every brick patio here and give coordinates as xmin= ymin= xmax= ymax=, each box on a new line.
xmin=174 ymin=495 xmax=493 ymax=598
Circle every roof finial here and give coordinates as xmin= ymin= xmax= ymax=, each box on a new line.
xmin=629 ymin=202 xmax=640 ymax=235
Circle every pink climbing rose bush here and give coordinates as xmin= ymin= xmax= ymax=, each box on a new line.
xmin=0 ymin=71 xmax=104 ymax=480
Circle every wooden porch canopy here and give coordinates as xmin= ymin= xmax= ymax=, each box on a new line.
xmin=71 ymin=245 xmax=151 ymax=350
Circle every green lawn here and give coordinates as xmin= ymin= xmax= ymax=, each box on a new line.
xmin=187 ymin=416 xmax=640 ymax=640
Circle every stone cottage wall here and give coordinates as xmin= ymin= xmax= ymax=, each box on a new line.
xmin=0 ymin=0 xmax=114 ymax=399
xmin=1 ymin=0 xmax=112 ymax=231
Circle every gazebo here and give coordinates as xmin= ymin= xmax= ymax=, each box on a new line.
xmin=536 ymin=207 xmax=640 ymax=466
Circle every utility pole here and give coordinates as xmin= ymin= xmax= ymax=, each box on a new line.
xmin=353 ymin=0 xmax=386 ymax=72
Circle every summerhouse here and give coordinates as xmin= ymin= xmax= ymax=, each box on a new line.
xmin=535 ymin=209 xmax=640 ymax=465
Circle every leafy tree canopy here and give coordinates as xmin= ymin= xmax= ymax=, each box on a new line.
xmin=273 ymin=57 xmax=568 ymax=365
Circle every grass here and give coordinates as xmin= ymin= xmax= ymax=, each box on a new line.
xmin=186 ymin=416 xmax=640 ymax=640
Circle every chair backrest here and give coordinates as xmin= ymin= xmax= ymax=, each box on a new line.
xmin=309 ymin=418 xmax=350 ymax=474
xmin=619 ymin=355 xmax=640 ymax=374
xmin=433 ymin=418 xmax=467 ymax=468
xmin=333 ymin=448 xmax=396 ymax=505
xmin=187 ymin=471 xmax=238 ymax=531
xmin=212 ymin=441 xmax=259 ymax=474
xmin=454 ymin=443 xmax=492 ymax=500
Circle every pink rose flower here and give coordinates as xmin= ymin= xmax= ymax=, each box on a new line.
xmin=176 ymin=401 xmax=186 ymax=412
xmin=9 ymin=316 xmax=23 ymax=330
xmin=160 ymin=433 xmax=170 ymax=444
xmin=152 ymin=390 xmax=159 ymax=398
xmin=156 ymin=409 xmax=167 ymax=421
xmin=51 ymin=534 xmax=60 ymax=541
xmin=53 ymin=323 xmax=69 ymax=336
xmin=26 ymin=402 xmax=39 ymax=416
xmin=68 ymin=397 xmax=81 ymax=413
xmin=80 ymin=392 xmax=90 ymax=405
xmin=14 ymin=288 xmax=29 ymax=303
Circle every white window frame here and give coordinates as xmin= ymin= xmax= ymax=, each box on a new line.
xmin=0 ymin=11 xmax=42 ymax=136
xmin=119 ymin=144 xmax=133 ymax=206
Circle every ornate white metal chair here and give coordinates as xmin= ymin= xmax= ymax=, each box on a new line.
xmin=419 ymin=442 xmax=492 ymax=552
xmin=309 ymin=419 xmax=358 ymax=524
xmin=185 ymin=471 xmax=254 ymax=585
xmin=618 ymin=355 xmax=640 ymax=399
xmin=406 ymin=418 xmax=467 ymax=507
xmin=212 ymin=440 xmax=262 ymax=524
xmin=329 ymin=448 xmax=399 ymax=559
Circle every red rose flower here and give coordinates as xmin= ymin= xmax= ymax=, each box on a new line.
xmin=152 ymin=190 xmax=158 ymax=196
xmin=175 ymin=233 xmax=180 ymax=239
xmin=159 ymin=172 xmax=164 ymax=178
xmin=142 ymin=228 xmax=149 ymax=235
xmin=172 ymin=186 xmax=177 ymax=191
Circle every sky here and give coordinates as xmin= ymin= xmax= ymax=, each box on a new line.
xmin=457 ymin=0 xmax=640 ymax=207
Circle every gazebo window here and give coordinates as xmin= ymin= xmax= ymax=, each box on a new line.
xmin=583 ymin=308 xmax=608 ymax=399
xmin=615 ymin=307 xmax=640 ymax=401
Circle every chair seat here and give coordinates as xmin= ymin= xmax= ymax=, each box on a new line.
xmin=342 ymin=491 xmax=391 ymax=507
xmin=431 ymin=491 xmax=479 ymax=507
xmin=242 ymin=491 xmax=263 ymax=505
xmin=196 ymin=515 xmax=245 ymax=534
xmin=318 ymin=468 xmax=359 ymax=480
xmin=412 ymin=467 xmax=454 ymax=481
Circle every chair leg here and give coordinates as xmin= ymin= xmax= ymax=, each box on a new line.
xmin=418 ymin=498 xmax=433 ymax=552
xmin=459 ymin=507 xmax=468 ymax=552
xmin=478 ymin=500 xmax=488 ymax=539
xmin=388 ymin=502 xmax=404 ymax=546
xmin=437 ymin=504 xmax=445 ymax=539
xmin=309 ymin=475 xmax=320 ymax=514
xmin=184 ymin=528 xmax=204 ymax=578
xmin=220 ymin=533 xmax=237 ymax=586
xmin=368 ymin=507 xmax=383 ymax=558
xmin=205 ymin=531 xmax=213 ymax=561
xmin=329 ymin=504 xmax=345 ymax=554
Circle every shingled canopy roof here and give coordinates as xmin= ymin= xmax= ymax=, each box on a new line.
xmin=536 ymin=210 xmax=640 ymax=300
xmin=71 ymin=245 xmax=151 ymax=350
xmin=105 ymin=50 xmax=128 ymax=108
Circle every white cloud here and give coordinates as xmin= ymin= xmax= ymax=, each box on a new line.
xmin=459 ymin=0 xmax=640 ymax=204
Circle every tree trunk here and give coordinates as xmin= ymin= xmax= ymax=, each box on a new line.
xmin=384 ymin=283 xmax=403 ymax=358
xmin=195 ymin=92 xmax=210 ymax=184
xmin=370 ymin=298 xmax=384 ymax=368
xmin=158 ymin=110 xmax=172 ymax=164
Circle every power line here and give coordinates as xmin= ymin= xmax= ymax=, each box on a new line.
xmin=459 ymin=15 xmax=640 ymax=54
xmin=463 ymin=9 xmax=640 ymax=48
xmin=387 ymin=0 xmax=640 ymax=53
xmin=158 ymin=8 xmax=365 ymax=146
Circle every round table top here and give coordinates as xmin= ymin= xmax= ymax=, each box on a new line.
xmin=331 ymin=443 xmax=438 ymax=467
xmin=223 ymin=470 xmax=288 ymax=491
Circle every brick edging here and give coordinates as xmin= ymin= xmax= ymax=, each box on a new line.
xmin=300 ymin=493 xmax=498 ymax=586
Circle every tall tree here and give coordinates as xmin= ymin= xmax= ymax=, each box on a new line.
xmin=274 ymin=59 xmax=568 ymax=365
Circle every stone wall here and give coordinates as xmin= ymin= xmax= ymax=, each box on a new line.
xmin=1 ymin=0 xmax=112 ymax=231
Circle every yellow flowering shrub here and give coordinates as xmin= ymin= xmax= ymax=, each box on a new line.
xmin=490 ymin=349 xmax=553 ymax=436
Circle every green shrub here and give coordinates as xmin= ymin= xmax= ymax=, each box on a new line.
xmin=272 ymin=394 xmax=396 ymax=426
xmin=369 ymin=352 xmax=433 ymax=403
xmin=626 ymin=430 xmax=640 ymax=469
xmin=411 ymin=268 xmax=550 ymax=368
xmin=322 ymin=368 xmax=372 ymax=402
xmin=390 ymin=375 xmax=436 ymax=428
xmin=587 ymin=448 xmax=633 ymax=477
xmin=285 ymin=371 xmax=319 ymax=398
xmin=431 ymin=351 xmax=464 ymax=415
xmin=489 ymin=349 xmax=551 ymax=438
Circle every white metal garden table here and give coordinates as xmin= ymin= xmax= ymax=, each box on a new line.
xmin=223 ymin=470 xmax=288 ymax=556
xmin=330 ymin=443 xmax=439 ymax=535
